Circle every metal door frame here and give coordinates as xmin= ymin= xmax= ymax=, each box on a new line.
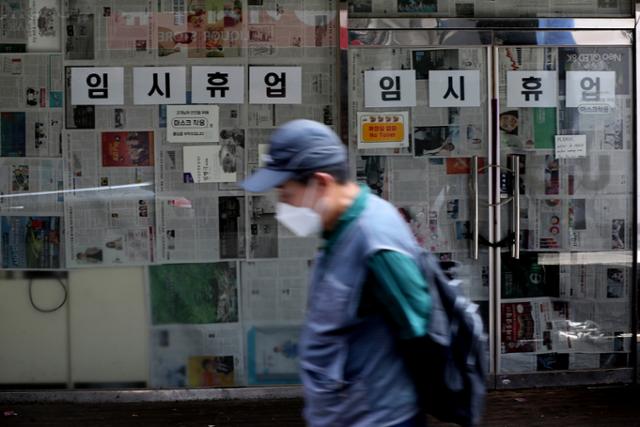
xmin=339 ymin=2 xmax=639 ymax=389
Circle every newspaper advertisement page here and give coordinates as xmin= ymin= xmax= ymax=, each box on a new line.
xmin=0 ymin=215 xmax=62 ymax=268
xmin=0 ymin=54 xmax=63 ymax=110
xmin=102 ymin=0 xmax=155 ymax=62
xmin=63 ymin=130 xmax=155 ymax=267
xmin=247 ymin=0 xmax=336 ymax=59
xmin=157 ymin=0 xmax=240 ymax=60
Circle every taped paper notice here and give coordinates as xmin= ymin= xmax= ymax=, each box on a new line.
xmin=555 ymin=135 xmax=586 ymax=159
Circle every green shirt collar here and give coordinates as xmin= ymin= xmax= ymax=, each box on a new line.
xmin=322 ymin=185 xmax=370 ymax=252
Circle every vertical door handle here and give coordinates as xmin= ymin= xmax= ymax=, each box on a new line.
xmin=509 ymin=154 xmax=520 ymax=259
xmin=471 ymin=155 xmax=479 ymax=260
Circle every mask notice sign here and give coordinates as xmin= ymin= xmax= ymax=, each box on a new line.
xmin=167 ymin=105 xmax=219 ymax=143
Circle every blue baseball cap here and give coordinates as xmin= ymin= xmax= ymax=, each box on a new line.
xmin=241 ymin=119 xmax=347 ymax=193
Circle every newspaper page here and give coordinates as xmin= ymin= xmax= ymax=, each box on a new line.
xmin=0 ymin=157 xmax=63 ymax=213
xmin=241 ymin=259 xmax=311 ymax=385
xmin=27 ymin=0 xmax=62 ymax=52
xmin=247 ymin=0 xmax=336 ymax=58
xmin=63 ymin=130 xmax=156 ymax=267
xmin=241 ymin=259 xmax=310 ymax=323
xmin=1 ymin=110 xmax=63 ymax=157
xmin=149 ymin=323 xmax=245 ymax=387
xmin=0 ymin=53 xmax=63 ymax=110
xmin=0 ymin=214 xmax=62 ymax=268
xmin=155 ymin=122 xmax=247 ymax=263
xmin=157 ymin=0 xmax=240 ymax=60
xmin=0 ymin=0 xmax=28 ymax=52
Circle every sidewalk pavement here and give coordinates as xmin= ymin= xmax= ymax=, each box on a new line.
xmin=1 ymin=385 xmax=638 ymax=426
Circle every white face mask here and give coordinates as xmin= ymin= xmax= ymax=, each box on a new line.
xmin=275 ymin=181 xmax=324 ymax=237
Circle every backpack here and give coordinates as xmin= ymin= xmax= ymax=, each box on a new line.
xmin=400 ymin=251 xmax=488 ymax=427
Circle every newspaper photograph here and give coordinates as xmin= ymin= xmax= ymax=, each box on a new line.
xmin=247 ymin=325 xmax=301 ymax=385
xmin=149 ymin=324 xmax=244 ymax=387
xmin=0 ymin=215 xmax=62 ymax=268
xmin=241 ymin=259 xmax=311 ymax=323
xmin=149 ymin=261 xmax=238 ymax=324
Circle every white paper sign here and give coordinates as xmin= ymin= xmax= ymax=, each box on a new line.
xmin=192 ymin=66 xmax=244 ymax=104
xmin=428 ymin=70 xmax=481 ymax=107
xmin=249 ymin=67 xmax=302 ymax=104
xmin=555 ymin=134 xmax=587 ymax=159
xmin=183 ymin=145 xmax=236 ymax=183
xmin=357 ymin=111 xmax=409 ymax=149
xmin=133 ymin=67 xmax=186 ymax=105
xmin=167 ymin=105 xmax=219 ymax=143
xmin=71 ymin=67 xmax=124 ymax=105
xmin=507 ymin=71 xmax=557 ymax=107
xmin=566 ymin=71 xmax=616 ymax=108
xmin=364 ymin=70 xmax=417 ymax=108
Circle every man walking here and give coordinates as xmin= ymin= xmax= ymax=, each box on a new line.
xmin=242 ymin=119 xmax=431 ymax=427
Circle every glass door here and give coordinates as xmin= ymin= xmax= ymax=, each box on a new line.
xmin=494 ymin=31 xmax=635 ymax=385
xmin=346 ymin=30 xmax=494 ymax=371
xmin=346 ymin=25 xmax=636 ymax=386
